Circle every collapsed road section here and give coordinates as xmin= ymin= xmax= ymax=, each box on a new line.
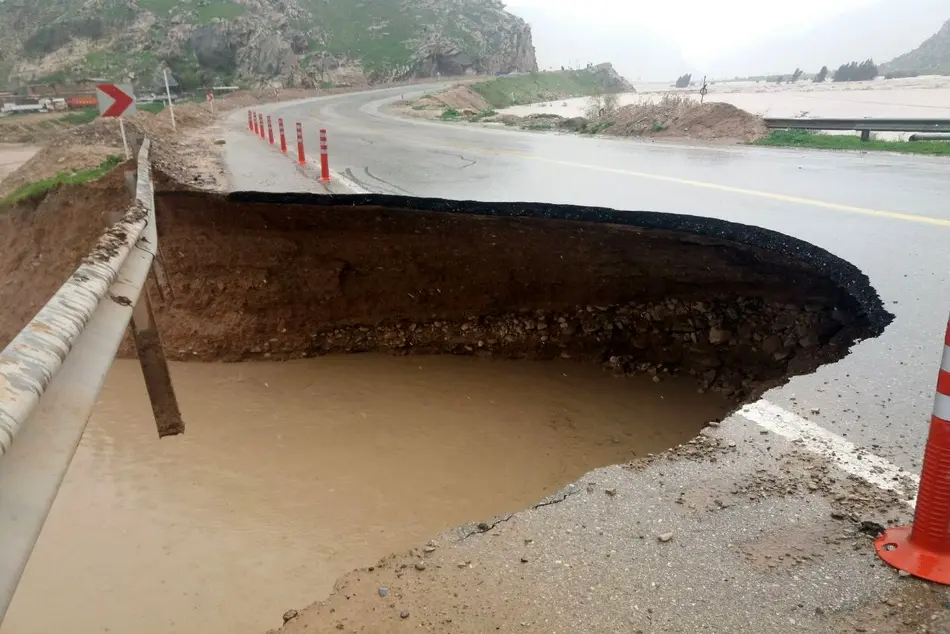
xmin=1 ymin=166 xmax=912 ymax=633
xmin=149 ymin=190 xmax=889 ymax=403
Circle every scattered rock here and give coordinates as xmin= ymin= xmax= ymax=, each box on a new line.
xmin=520 ymin=556 xmax=529 ymax=563
xmin=415 ymin=561 xmax=427 ymax=571
xmin=658 ymin=532 xmax=674 ymax=543
xmin=899 ymin=570 xmax=912 ymax=578
xmin=708 ymin=327 xmax=733 ymax=345
xmin=378 ymin=587 xmax=389 ymax=598
xmin=400 ymin=611 xmax=410 ymax=619
xmin=605 ymin=488 xmax=618 ymax=497
xmin=477 ymin=522 xmax=492 ymax=532
xmin=423 ymin=546 xmax=437 ymax=553
xmin=213 ymin=139 xmax=227 ymax=145
xmin=282 ymin=609 xmax=299 ymax=623
xmin=858 ymin=521 xmax=886 ymax=538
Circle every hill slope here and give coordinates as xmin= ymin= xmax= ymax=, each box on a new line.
xmin=0 ymin=0 xmax=538 ymax=90
xmin=882 ymin=19 xmax=950 ymax=75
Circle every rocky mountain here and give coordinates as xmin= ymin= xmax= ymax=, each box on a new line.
xmin=0 ymin=0 xmax=538 ymax=90
xmin=882 ymin=19 xmax=950 ymax=75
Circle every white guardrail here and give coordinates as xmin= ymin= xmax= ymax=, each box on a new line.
xmin=0 ymin=140 xmax=158 ymax=620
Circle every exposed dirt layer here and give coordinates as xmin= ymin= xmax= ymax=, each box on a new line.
xmin=0 ymin=167 xmax=132 ymax=347
xmin=605 ymin=100 xmax=768 ymax=141
xmin=133 ymin=190 xmax=887 ymax=403
xmin=410 ymin=85 xmax=491 ymax=113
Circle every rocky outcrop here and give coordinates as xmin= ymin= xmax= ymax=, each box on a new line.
xmin=882 ymin=19 xmax=950 ymax=76
xmin=0 ymin=0 xmax=540 ymax=89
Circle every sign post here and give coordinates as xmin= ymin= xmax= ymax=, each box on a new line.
xmin=95 ymin=83 xmax=136 ymax=160
xmin=163 ymin=69 xmax=177 ymax=132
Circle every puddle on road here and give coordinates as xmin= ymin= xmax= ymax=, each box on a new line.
xmin=3 ymin=355 xmax=729 ymax=634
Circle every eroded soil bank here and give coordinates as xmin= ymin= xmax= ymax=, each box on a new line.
xmin=145 ymin=191 xmax=889 ymax=402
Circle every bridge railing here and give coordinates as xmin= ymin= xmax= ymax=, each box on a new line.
xmin=763 ymin=117 xmax=950 ymax=141
xmin=0 ymin=139 xmax=177 ymax=622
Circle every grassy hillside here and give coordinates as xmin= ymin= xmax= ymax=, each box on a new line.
xmin=882 ymin=19 xmax=950 ymax=75
xmin=1 ymin=0 xmax=537 ymax=88
xmin=471 ymin=64 xmax=632 ymax=108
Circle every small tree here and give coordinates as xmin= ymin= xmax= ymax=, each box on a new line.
xmin=814 ymin=65 xmax=829 ymax=82
xmin=674 ymin=73 xmax=691 ymax=88
xmin=791 ymin=68 xmax=804 ymax=82
xmin=585 ymin=91 xmax=620 ymax=119
xmin=833 ymin=59 xmax=878 ymax=82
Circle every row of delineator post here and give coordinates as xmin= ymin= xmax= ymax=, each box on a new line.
xmin=246 ymin=110 xmax=330 ymax=183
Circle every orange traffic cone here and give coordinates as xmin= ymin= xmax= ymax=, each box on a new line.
xmin=875 ymin=315 xmax=950 ymax=584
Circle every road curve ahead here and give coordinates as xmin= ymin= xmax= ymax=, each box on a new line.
xmin=238 ymin=85 xmax=950 ymax=474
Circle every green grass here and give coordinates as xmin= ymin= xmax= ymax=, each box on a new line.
xmin=1 ymin=155 xmax=123 ymax=208
xmin=524 ymin=123 xmax=553 ymax=131
xmin=471 ymin=69 xmax=616 ymax=109
xmin=61 ymin=108 xmax=99 ymax=125
xmin=440 ymin=108 xmax=461 ymax=120
xmin=754 ymin=129 xmax=950 ymax=156
xmin=196 ymin=1 xmax=246 ymax=23
xmin=138 ymin=101 xmax=166 ymax=114
xmin=466 ymin=108 xmax=498 ymax=122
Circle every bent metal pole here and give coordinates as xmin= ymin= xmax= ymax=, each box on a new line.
xmin=875 ymin=314 xmax=950 ymax=584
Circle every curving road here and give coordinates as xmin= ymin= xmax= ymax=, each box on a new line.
xmin=233 ymin=84 xmax=950 ymax=474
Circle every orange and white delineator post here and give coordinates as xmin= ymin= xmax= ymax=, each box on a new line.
xmin=296 ymin=122 xmax=306 ymax=165
xmin=267 ymin=116 xmax=275 ymax=145
xmin=876 ymin=315 xmax=950 ymax=585
xmin=258 ymin=114 xmax=266 ymax=140
xmin=318 ymin=128 xmax=330 ymax=182
xmin=278 ymin=117 xmax=287 ymax=153
xmin=248 ymin=110 xmax=254 ymax=133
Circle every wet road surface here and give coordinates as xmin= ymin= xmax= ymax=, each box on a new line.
xmin=252 ymin=85 xmax=950 ymax=474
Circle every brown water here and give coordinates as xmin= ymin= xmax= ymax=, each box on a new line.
xmin=2 ymin=355 xmax=728 ymax=634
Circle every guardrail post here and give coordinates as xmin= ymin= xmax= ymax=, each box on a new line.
xmin=860 ymin=130 xmax=871 ymax=142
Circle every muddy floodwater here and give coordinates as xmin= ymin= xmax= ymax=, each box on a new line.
xmin=3 ymin=355 xmax=729 ymax=634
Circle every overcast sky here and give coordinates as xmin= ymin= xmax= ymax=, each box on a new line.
xmin=503 ymin=0 xmax=945 ymax=79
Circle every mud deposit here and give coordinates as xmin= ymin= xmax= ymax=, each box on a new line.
xmin=4 ymin=355 xmax=728 ymax=634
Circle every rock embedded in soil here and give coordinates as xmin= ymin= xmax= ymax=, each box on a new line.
xmin=658 ymin=532 xmax=674 ymax=543
xmin=282 ymin=609 xmax=298 ymax=623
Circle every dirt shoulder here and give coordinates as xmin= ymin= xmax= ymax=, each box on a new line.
xmin=271 ymin=416 xmax=939 ymax=634
xmin=398 ymin=87 xmax=768 ymax=143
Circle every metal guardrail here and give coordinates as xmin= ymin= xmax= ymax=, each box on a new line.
xmin=764 ymin=118 xmax=950 ymax=133
xmin=0 ymin=139 xmax=179 ymax=623
xmin=764 ymin=118 xmax=950 ymax=140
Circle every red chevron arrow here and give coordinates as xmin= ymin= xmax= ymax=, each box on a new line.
xmin=97 ymin=84 xmax=134 ymax=118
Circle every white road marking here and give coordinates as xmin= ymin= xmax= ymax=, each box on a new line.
xmin=739 ymin=400 xmax=920 ymax=507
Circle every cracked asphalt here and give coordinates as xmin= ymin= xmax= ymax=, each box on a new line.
xmin=220 ymin=87 xmax=950 ymax=632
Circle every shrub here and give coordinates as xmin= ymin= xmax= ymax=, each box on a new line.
xmin=440 ymin=108 xmax=461 ymax=120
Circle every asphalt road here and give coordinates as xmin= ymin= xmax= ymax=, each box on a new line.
xmin=249 ymin=84 xmax=950 ymax=474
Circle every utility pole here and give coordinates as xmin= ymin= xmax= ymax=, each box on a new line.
xmin=163 ymin=68 xmax=177 ymax=132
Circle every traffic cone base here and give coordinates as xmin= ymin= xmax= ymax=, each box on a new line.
xmin=875 ymin=527 xmax=950 ymax=585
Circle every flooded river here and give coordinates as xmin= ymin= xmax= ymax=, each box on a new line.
xmin=3 ymin=355 xmax=728 ymax=634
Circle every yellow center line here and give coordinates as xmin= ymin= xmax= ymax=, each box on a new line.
xmin=447 ymin=142 xmax=950 ymax=228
